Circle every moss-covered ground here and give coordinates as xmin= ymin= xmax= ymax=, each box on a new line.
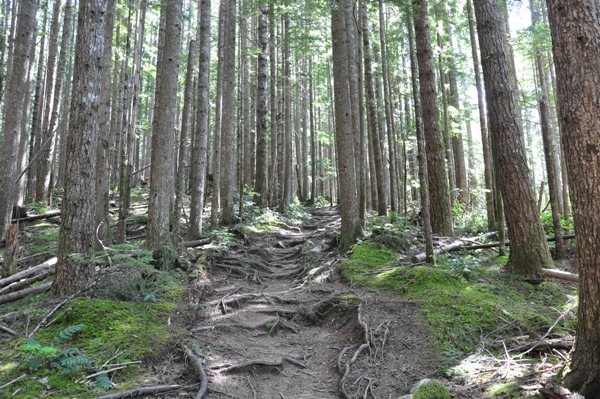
xmin=339 ymin=228 xmax=577 ymax=398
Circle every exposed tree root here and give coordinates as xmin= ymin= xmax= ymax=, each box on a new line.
xmin=303 ymin=292 xmax=362 ymax=323
xmin=182 ymin=344 xmax=208 ymax=399
xmin=212 ymin=357 xmax=306 ymax=373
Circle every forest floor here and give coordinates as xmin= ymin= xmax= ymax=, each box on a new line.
xmin=0 ymin=199 xmax=579 ymax=399
xmin=184 ymin=207 xmax=440 ymax=399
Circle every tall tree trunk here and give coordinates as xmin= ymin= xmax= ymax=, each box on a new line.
xmin=546 ymin=1 xmax=600 ymax=395
xmin=210 ymin=0 xmax=228 ymax=229
xmin=474 ymin=0 xmax=553 ymax=276
xmin=25 ymin=6 xmax=48 ymax=205
xmin=412 ymin=0 xmax=453 ymax=236
xmin=53 ymin=0 xmax=105 ymax=296
xmin=531 ymin=0 xmax=565 ymax=260
xmin=280 ymin=13 xmax=292 ymax=213
xmin=220 ymin=0 xmax=237 ymax=225
xmin=268 ymin=2 xmax=278 ymax=208
xmin=174 ymin=39 xmax=196 ymax=244
xmin=35 ymin=0 xmax=62 ymax=203
xmin=94 ymin=0 xmax=116 ymax=249
xmin=466 ymin=0 xmax=495 ymax=231
xmin=147 ymin=0 xmax=182 ymax=249
xmin=378 ymin=0 xmax=398 ymax=214
xmin=406 ymin=0 xmax=434 ymax=262
xmin=254 ymin=3 xmax=268 ymax=208
xmin=332 ymin=0 xmax=364 ymax=250
xmin=362 ymin=3 xmax=387 ymax=217
xmin=448 ymin=63 xmax=468 ymax=205
xmin=0 ymin=0 xmax=39 ymax=241
xmin=189 ymin=0 xmax=211 ymax=239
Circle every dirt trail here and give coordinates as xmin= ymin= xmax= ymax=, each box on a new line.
xmin=188 ymin=208 xmax=440 ymax=399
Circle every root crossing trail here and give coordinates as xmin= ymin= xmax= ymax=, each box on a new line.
xmin=187 ymin=208 xmax=439 ymax=399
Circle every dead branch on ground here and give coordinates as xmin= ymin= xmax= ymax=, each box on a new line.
xmin=91 ymin=385 xmax=185 ymax=399
xmin=0 ymin=257 xmax=57 ymax=289
xmin=0 ymin=282 xmax=52 ymax=305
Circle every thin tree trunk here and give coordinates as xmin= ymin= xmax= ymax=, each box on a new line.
xmin=362 ymin=3 xmax=387 ymax=217
xmin=280 ymin=13 xmax=292 ymax=213
xmin=254 ymin=3 xmax=268 ymax=208
xmin=466 ymin=0 xmax=495 ymax=231
xmin=220 ymin=0 xmax=237 ymax=225
xmin=531 ymin=0 xmax=564 ymax=260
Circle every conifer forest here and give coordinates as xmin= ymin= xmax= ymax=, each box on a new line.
xmin=1 ymin=0 xmax=600 ymax=398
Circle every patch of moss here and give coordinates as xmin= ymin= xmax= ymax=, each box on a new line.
xmin=152 ymin=245 xmax=179 ymax=271
xmin=343 ymin=249 xmax=574 ymax=357
xmin=413 ymin=380 xmax=451 ymax=399
xmin=489 ymin=381 xmax=521 ymax=398
xmin=340 ymin=242 xmax=397 ymax=283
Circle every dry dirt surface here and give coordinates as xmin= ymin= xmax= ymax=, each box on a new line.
xmin=185 ymin=208 xmax=441 ymax=399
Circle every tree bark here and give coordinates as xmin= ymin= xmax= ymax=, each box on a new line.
xmin=147 ymin=0 xmax=182 ymax=249
xmin=466 ymin=0 xmax=495 ymax=231
xmin=546 ymin=0 xmax=600 ymax=395
xmin=254 ymin=4 xmax=269 ymax=208
xmin=53 ymin=0 xmax=106 ymax=296
xmin=94 ymin=0 xmax=116 ymax=249
xmin=220 ymin=0 xmax=237 ymax=225
xmin=331 ymin=0 xmax=364 ymax=251
xmin=530 ymin=0 xmax=565 ymax=260
xmin=406 ymin=0 xmax=434 ymax=262
xmin=362 ymin=3 xmax=387 ymax=217
xmin=474 ymin=0 xmax=553 ymax=277
xmin=188 ymin=0 xmax=211 ymax=239
xmin=412 ymin=0 xmax=453 ymax=236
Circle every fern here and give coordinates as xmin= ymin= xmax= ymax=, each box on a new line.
xmin=96 ymin=373 xmax=113 ymax=390
xmin=54 ymin=323 xmax=86 ymax=344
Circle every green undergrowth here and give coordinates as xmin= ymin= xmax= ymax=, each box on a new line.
xmin=0 ymin=294 xmax=187 ymax=398
xmin=340 ymin=239 xmax=577 ymax=359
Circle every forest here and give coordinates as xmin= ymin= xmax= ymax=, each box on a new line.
xmin=0 ymin=0 xmax=599 ymax=398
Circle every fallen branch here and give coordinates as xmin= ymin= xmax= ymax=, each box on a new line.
xmin=0 ymin=257 xmax=57 ymax=289
xmin=12 ymin=210 xmax=61 ymax=224
xmin=0 ymin=323 xmax=17 ymax=335
xmin=0 ymin=267 xmax=55 ymax=295
xmin=0 ymin=282 xmax=52 ymax=305
xmin=540 ymin=269 xmax=578 ymax=283
xmin=514 ymin=337 xmax=574 ymax=353
xmin=91 ymin=385 xmax=184 ymax=399
xmin=184 ymin=238 xmax=212 ymax=248
xmin=182 ymin=344 xmax=208 ymax=399
xmin=411 ymin=241 xmax=464 ymax=263
xmin=79 ymin=365 xmax=128 ymax=382
xmin=0 ymin=373 xmax=26 ymax=390
xmin=213 ymin=357 xmax=306 ymax=373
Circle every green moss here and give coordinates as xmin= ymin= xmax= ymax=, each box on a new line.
xmin=342 ymin=248 xmax=573 ymax=357
xmin=489 ymin=381 xmax=521 ymax=398
xmin=340 ymin=242 xmax=397 ymax=282
xmin=413 ymin=380 xmax=451 ymax=399
xmin=492 ymin=255 xmax=509 ymax=265
xmin=152 ymin=245 xmax=179 ymax=271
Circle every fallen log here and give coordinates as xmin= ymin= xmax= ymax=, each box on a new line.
xmin=0 ymin=267 xmax=55 ymax=295
xmin=184 ymin=238 xmax=212 ymax=248
xmin=0 ymin=257 xmax=57 ymax=289
xmin=12 ymin=210 xmax=61 ymax=224
xmin=411 ymin=234 xmax=576 ymax=262
xmin=541 ymin=268 xmax=578 ymax=283
xmin=0 ymin=282 xmax=52 ymax=305
xmin=411 ymin=241 xmax=464 ymax=263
